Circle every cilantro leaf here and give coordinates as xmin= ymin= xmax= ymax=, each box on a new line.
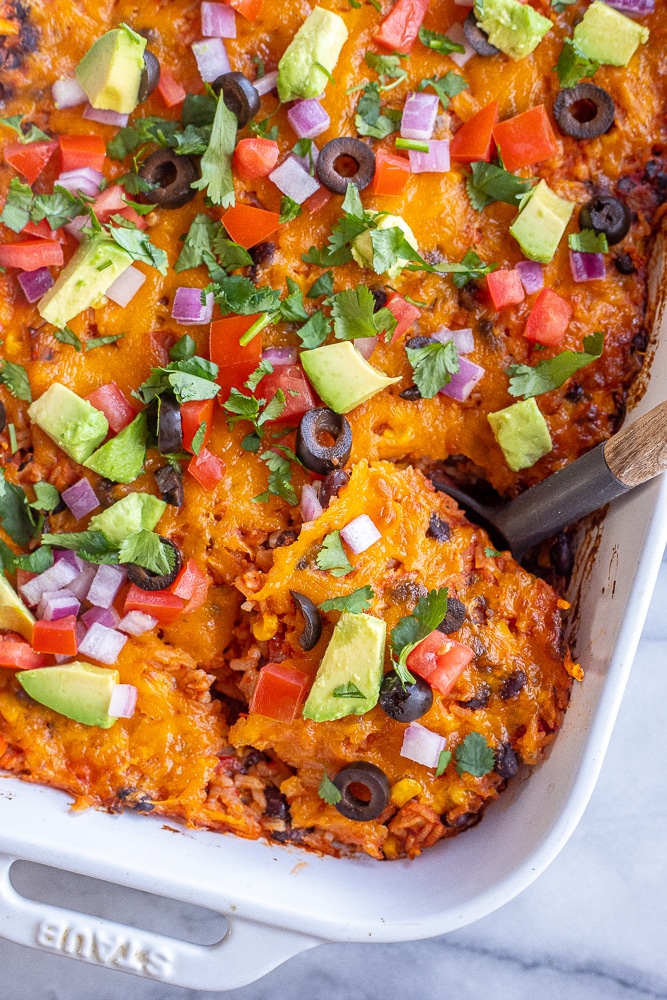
xmin=245 ymin=359 xmax=274 ymax=392
xmin=318 ymin=772 xmax=342 ymax=805
xmin=418 ymin=72 xmax=468 ymax=109
xmin=54 ymin=326 xmax=82 ymax=352
xmin=279 ymin=277 xmax=310 ymax=322
xmin=175 ymin=214 xmax=221 ymax=272
xmin=223 ymin=387 xmax=262 ymax=426
xmin=390 ymin=587 xmax=449 ymax=684
xmin=369 ymin=227 xmax=421 ymax=274
xmin=0 ymin=115 xmax=51 ymax=144
xmin=31 ymin=187 xmax=89 ymax=230
xmin=181 ymin=92 xmax=217 ymax=129
xmin=435 ymin=749 xmax=452 ymax=777
xmin=319 ymin=585 xmax=374 ymax=613
xmin=355 ymin=84 xmax=402 ymax=138
xmin=0 ymin=471 xmax=39 ymax=547
xmin=85 ymin=334 xmax=125 ymax=351
xmin=249 ymin=117 xmax=279 ymax=141
xmin=29 ymin=482 xmax=61 ymax=512
xmin=556 ymin=38 xmax=599 ymax=89
xmin=507 ymin=332 xmax=604 ymax=398
xmin=316 ymin=530 xmax=354 ymax=577
xmin=108 ymin=221 xmax=168 ymax=274
xmin=454 ymin=732 xmax=495 ymax=777
xmin=331 ymin=286 xmax=378 ymax=340
xmin=307 ymin=271 xmax=334 ymax=299
xmin=435 ymin=248 xmax=497 ymax=288
xmin=568 ymin=229 xmax=609 ymax=253
xmin=252 ymin=447 xmax=296 ymax=505
xmin=41 ymin=530 xmax=119 ymax=564
xmin=0 ymin=360 xmax=32 ymax=402
xmin=484 ymin=547 xmax=503 ymax=558
xmin=418 ymin=26 xmax=465 ymax=54
xmin=136 ymin=356 xmax=220 ymax=405
xmin=302 ymin=243 xmax=354 ymax=268
xmin=259 ymin=391 xmax=287 ymax=426
xmin=0 ymin=539 xmax=53 ymax=575
xmin=466 ymin=161 xmax=536 ymax=212
xmin=279 ymin=196 xmax=302 ymax=224
xmin=212 ymin=276 xmax=282 ymax=316
xmin=191 ymin=94 xmax=236 ymax=208
xmin=115 ymin=172 xmax=157 ymax=196
xmin=0 ymin=177 xmax=32 ymax=233
xmin=118 ymin=530 xmax=177 ymax=575
xmin=333 ymin=681 xmax=367 ymax=699
xmin=169 ymin=335 xmax=197 ymax=362
xmin=406 ymin=340 xmax=459 ymax=398
xmin=364 ymin=52 xmax=408 ymax=86
xmin=106 ymin=116 xmax=181 ymax=160
xmin=297 ymin=310 xmax=332 ymax=349
xmin=212 ymin=233 xmax=254 ymax=271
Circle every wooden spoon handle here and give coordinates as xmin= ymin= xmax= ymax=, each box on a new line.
xmin=603 ymin=400 xmax=667 ymax=487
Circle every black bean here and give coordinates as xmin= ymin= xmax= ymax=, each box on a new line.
xmin=319 ymin=469 xmax=349 ymax=509
xmin=242 ymin=748 xmax=269 ymax=770
xmin=614 ymin=252 xmax=636 ymax=275
xmin=405 ymin=335 xmax=435 ymax=351
xmin=389 ymin=581 xmax=428 ymax=606
xmin=211 ymin=72 xmax=260 ymax=127
xmin=499 ymin=670 xmax=527 ymax=700
xmin=437 ymin=598 xmax=467 ymax=634
xmin=316 ymin=137 xmax=376 ymax=194
xmin=249 ymin=241 xmax=276 ymax=267
xmin=371 ymin=288 xmax=387 ymax=312
xmin=632 ymin=329 xmax=648 ymax=352
xmin=458 ymin=684 xmax=491 ymax=711
xmin=400 ymin=385 xmax=422 ymax=401
xmin=264 ymin=786 xmax=290 ymax=820
xmin=565 ymin=383 xmax=585 ymax=402
xmin=441 ymin=810 xmax=482 ymax=830
xmin=553 ymin=83 xmax=615 ymax=140
xmin=550 ymin=532 xmax=574 ymax=577
xmin=0 ymin=400 xmax=6 ymax=435
xmin=427 ymin=513 xmax=451 ymax=542
xmin=268 ymin=528 xmax=299 ymax=549
xmin=495 ymin=742 xmax=519 ymax=779
xmin=463 ymin=10 xmax=500 ymax=56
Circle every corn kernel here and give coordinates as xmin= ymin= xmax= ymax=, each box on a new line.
xmin=383 ymin=834 xmax=400 ymax=859
xmin=390 ymin=777 xmax=422 ymax=808
xmin=252 ymin=613 xmax=278 ymax=641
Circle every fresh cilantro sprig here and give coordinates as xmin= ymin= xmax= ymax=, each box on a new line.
xmin=54 ymin=327 xmax=82 ymax=352
xmin=418 ymin=72 xmax=468 ymax=109
xmin=568 ymin=229 xmax=609 ymax=253
xmin=318 ymin=772 xmax=342 ymax=805
xmin=0 ymin=539 xmax=52 ymax=576
xmin=190 ymin=93 xmax=236 ymax=208
xmin=435 ymin=749 xmax=452 ymax=777
xmin=252 ymin=447 xmax=298 ymax=505
xmin=556 ymin=38 xmax=599 ymax=89
xmin=466 ymin=161 xmax=536 ymax=212
xmin=418 ymin=26 xmax=465 ymax=54
xmin=279 ymin=196 xmax=302 ymax=224
xmin=0 ymin=115 xmax=51 ymax=144
xmin=107 ymin=218 xmax=168 ymax=274
xmin=507 ymin=332 xmax=604 ymax=399
xmin=406 ymin=339 xmax=459 ymax=398
xmin=455 ymin=732 xmax=495 ymax=776
xmin=211 ymin=276 xmax=282 ymax=317
xmin=333 ymin=681 xmax=367 ymax=699
xmin=136 ymin=356 xmax=220 ymax=405
xmin=355 ymin=83 xmax=402 ymax=139
xmin=0 ymin=178 xmax=32 ymax=232
xmin=364 ymin=51 xmax=409 ymax=91
xmin=0 ymin=361 xmax=32 ymax=402
xmin=331 ymin=286 xmax=396 ymax=341
xmin=316 ymin=530 xmax=354 ymax=577
xmin=319 ymin=586 xmax=374 ymax=614
xmin=118 ymin=530 xmax=177 ymax=575
xmin=30 ymin=483 xmax=61 ymax=512
xmin=169 ymin=335 xmax=197 ymax=362
xmin=0 ymin=178 xmax=88 ymax=234
xmin=0 ymin=471 xmax=41 ymax=547
xmin=390 ymin=587 xmax=449 ymax=684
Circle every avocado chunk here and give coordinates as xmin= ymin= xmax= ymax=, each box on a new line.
xmin=84 ymin=411 xmax=148 ymax=484
xmin=351 ymin=214 xmax=419 ymax=277
xmin=76 ymin=26 xmax=147 ymax=114
xmin=474 ymin=0 xmax=552 ymax=60
xmin=38 ymin=235 xmax=133 ymax=330
xmin=88 ymin=492 xmax=166 ymax=546
xmin=509 ymin=180 xmax=574 ymax=263
xmin=573 ymin=1 xmax=649 ymax=67
xmin=488 ymin=397 xmax=552 ymax=471
xmin=28 ymin=383 xmax=109 ymax=464
xmin=18 ymin=661 xmax=120 ymax=728
xmin=301 ymin=341 xmax=401 ymax=414
xmin=0 ymin=573 xmax=35 ymax=642
xmin=302 ymin=612 xmax=386 ymax=722
xmin=277 ymin=7 xmax=349 ymax=103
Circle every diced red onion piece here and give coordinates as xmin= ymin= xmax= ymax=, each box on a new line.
xmin=18 ymin=267 xmax=54 ymax=304
xmin=446 ymin=22 xmax=475 ymax=67
xmin=67 ymin=563 xmax=98 ymax=602
xmin=78 ymin=622 xmax=128 ymax=665
xmin=433 ymin=327 xmax=474 ymax=354
xmin=105 ymin=264 xmax=146 ymax=307
xmin=300 ymin=483 xmax=323 ymax=523
xmin=108 ymin=683 xmax=138 ymax=719
xmin=287 ymin=99 xmax=330 ymax=139
xmin=408 ymin=140 xmax=450 ymax=174
xmin=340 ymin=514 xmax=381 ymax=554
xmin=62 ymin=215 xmax=89 ymax=241
xmin=83 ymin=104 xmax=129 ymax=128
xmin=516 ymin=259 xmax=545 ymax=294
xmin=87 ymin=563 xmax=127 ymax=609
xmin=117 ymin=610 xmax=159 ymax=635
xmin=37 ymin=589 xmax=81 ymax=622
xmin=354 ymin=336 xmax=377 ymax=360
xmin=439 ymin=356 xmax=485 ymax=402
xmin=56 ymin=168 xmax=104 ymax=197
xmin=61 ymin=477 xmax=99 ymax=520
xmin=269 ymin=155 xmax=321 ymax=204
xmin=401 ymin=722 xmax=446 ymax=768
xmin=52 ymin=77 xmax=88 ymax=109
xmin=53 ymin=549 xmax=84 ymax=572
xmin=401 ymin=91 xmax=439 ymax=141
xmin=254 ymin=70 xmax=278 ymax=97
xmin=606 ymin=0 xmax=653 ymax=12
xmin=172 ymin=287 xmax=215 ymax=325
xmin=569 ymin=250 xmax=606 ymax=282
xmin=19 ymin=560 xmax=79 ymax=607
xmin=201 ymin=1 xmax=237 ymax=37
xmin=82 ymin=605 xmax=121 ymax=630
xmin=262 ymin=346 xmax=298 ymax=366
xmin=191 ymin=37 xmax=231 ymax=82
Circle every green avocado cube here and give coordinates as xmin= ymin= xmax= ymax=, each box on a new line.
xmin=475 ymin=0 xmax=553 ymax=60
xmin=76 ymin=26 xmax=147 ymax=114
xmin=18 ymin=662 xmax=120 ymax=728
xmin=301 ymin=341 xmax=401 ymax=414
xmin=28 ymin=382 xmax=109 ymax=464
xmin=88 ymin=492 xmax=166 ymax=546
xmin=302 ymin=612 xmax=386 ymax=722
xmin=38 ymin=235 xmax=133 ymax=330
xmin=573 ymin=1 xmax=649 ymax=66
xmin=488 ymin=397 xmax=552 ymax=471
xmin=509 ymin=180 xmax=574 ymax=263
xmin=84 ymin=411 xmax=148 ymax=484
xmin=277 ymin=7 xmax=349 ymax=103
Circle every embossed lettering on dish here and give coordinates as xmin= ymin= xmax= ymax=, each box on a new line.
xmin=35 ymin=920 xmax=173 ymax=977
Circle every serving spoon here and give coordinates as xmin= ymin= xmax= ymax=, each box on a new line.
xmin=430 ymin=399 xmax=667 ymax=560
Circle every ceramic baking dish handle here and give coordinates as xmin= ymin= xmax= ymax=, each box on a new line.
xmin=0 ymin=852 xmax=320 ymax=990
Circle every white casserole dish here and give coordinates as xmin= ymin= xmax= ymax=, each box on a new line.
xmin=0 ymin=232 xmax=664 ymax=993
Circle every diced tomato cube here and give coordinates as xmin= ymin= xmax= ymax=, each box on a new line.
xmin=406 ymin=630 xmax=474 ymax=696
xmin=221 ymin=204 xmax=281 ymax=249
xmin=171 ymin=558 xmax=210 ymax=613
xmin=232 ymin=137 xmax=280 ymax=179
xmin=210 ymin=314 xmax=262 ymax=400
xmin=58 ymin=135 xmax=107 ymax=173
xmin=373 ymin=0 xmax=430 ymax=53
xmin=256 ymin=364 xmax=317 ymax=422
xmin=523 ymin=288 xmax=573 ymax=346
xmin=386 ymin=291 xmax=421 ymax=343
xmin=303 ymin=185 xmax=332 ymax=214
xmin=32 ymin=615 xmax=78 ymax=656
xmin=486 ymin=269 xmax=526 ymax=311
xmin=188 ymin=448 xmax=225 ymax=490
xmin=492 ymin=105 xmax=559 ymax=173
xmin=227 ymin=0 xmax=263 ymax=20
xmin=124 ymin=585 xmax=185 ymax=625
xmin=157 ymin=67 xmax=187 ymax=108
xmin=450 ymin=101 xmax=499 ymax=164
xmin=371 ymin=150 xmax=411 ymax=196
xmin=4 ymin=140 xmax=58 ymax=185
xmin=0 ymin=239 xmax=64 ymax=271
xmin=249 ymin=662 xmax=310 ymax=723
xmin=181 ymin=398 xmax=215 ymax=454
xmin=86 ymin=382 xmax=136 ymax=434
xmin=0 ymin=640 xmax=49 ymax=670
xmin=21 ymin=219 xmax=66 ymax=242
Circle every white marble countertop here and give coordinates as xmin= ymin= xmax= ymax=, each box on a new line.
xmin=1 ymin=551 xmax=665 ymax=1000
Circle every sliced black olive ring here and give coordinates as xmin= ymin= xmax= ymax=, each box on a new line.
xmin=463 ymin=11 xmax=500 ymax=57
xmin=437 ymin=597 xmax=467 ymax=634
xmin=157 ymin=393 xmax=184 ymax=455
xmin=127 ymin=537 xmax=182 ymax=591
xmin=296 ymin=408 xmax=352 ymax=476
xmin=332 ymin=762 xmax=391 ymax=822
xmin=138 ymin=50 xmax=161 ymax=103
xmin=290 ymin=590 xmax=322 ymax=651
xmin=579 ymin=194 xmax=630 ymax=245
xmin=211 ymin=72 xmax=260 ymax=128
xmin=154 ymin=465 xmax=185 ymax=508
xmin=316 ymin=137 xmax=376 ymax=195
xmin=138 ymin=148 xmax=198 ymax=209
xmin=379 ymin=673 xmax=433 ymax=723
xmin=552 ymin=83 xmax=615 ymax=140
